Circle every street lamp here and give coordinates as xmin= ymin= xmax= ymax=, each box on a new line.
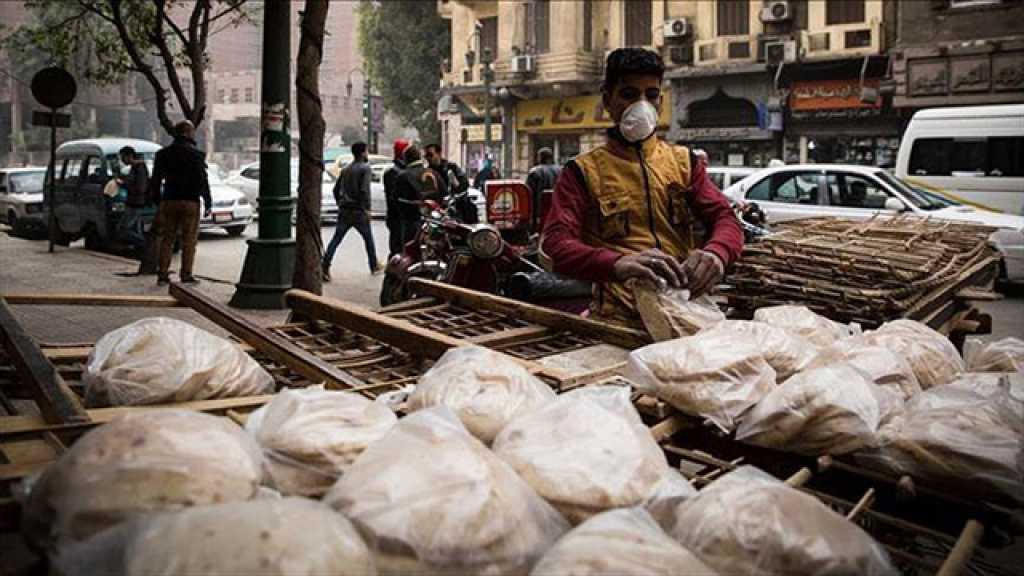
xmin=346 ymin=67 xmax=374 ymax=153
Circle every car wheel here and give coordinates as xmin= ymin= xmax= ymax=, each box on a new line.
xmin=84 ymin=227 xmax=104 ymax=251
xmin=225 ymin=225 xmax=246 ymax=237
xmin=6 ymin=212 xmax=16 ymax=233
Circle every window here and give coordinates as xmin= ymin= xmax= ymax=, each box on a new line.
xmin=952 ymin=139 xmax=987 ymax=173
xmin=909 ymin=138 xmax=952 ymax=176
xmin=826 ymin=173 xmax=891 ymax=209
xmin=230 ymin=89 xmax=239 ymax=103
xmin=625 ymin=0 xmax=652 ymax=46
xmin=528 ymin=0 xmax=550 ymax=53
xmin=717 ymin=0 xmax=749 ymax=36
xmin=773 ymin=172 xmax=820 ymax=204
xmin=709 ymin=172 xmax=726 ymax=189
xmin=908 ymin=137 xmax=1024 ymax=177
xmin=990 ymin=137 xmax=1024 ymax=177
xmin=61 ymin=157 xmax=83 ymax=185
xmin=218 ymin=89 xmax=226 ymax=103
xmin=791 ymin=0 xmax=809 ymax=30
xmin=245 ymin=88 xmax=254 ymax=103
xmin=826 ymin=0 xmax=865 ymax=25
xmin=9 ymin=172 xmax=46 ymax=194
xmin=83 ymin=156 xmax=107 ymax=185
xmin=331 ymin=95 xmax=339 ymax=108
xmin=480 ymin=17 xmax=498 ymax=60
xmin=583 ymin=0 xmax=593 ymax=51
xmin=949 ymin=0 xmax=1003 ymax=8
xmin=746 ymin=177 xmax=771 ymax=201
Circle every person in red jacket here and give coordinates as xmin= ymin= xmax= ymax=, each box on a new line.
xmin=541 ymin=48 xmax=743 ymax=327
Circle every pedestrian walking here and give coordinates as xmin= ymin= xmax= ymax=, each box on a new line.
xmin=525 ymin=147 xmax=561 ymax=230
xmin=148 ymin=120 xmax=212 ymax=286
xmin=322 ymin=142 xmax=382 ymax=281
xmin=115 ymin=146 xmax=150 ymax=260
xmin=394 ymin=145 xmax=440 ymax=246
xmin=472 ymin=154 xmax=499 ymax=191
xmin=383 ymin=139 xmax=410 ymax=257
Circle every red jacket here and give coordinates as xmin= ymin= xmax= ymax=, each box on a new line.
xmin=542 ymin=150 xmax=743 ymax=282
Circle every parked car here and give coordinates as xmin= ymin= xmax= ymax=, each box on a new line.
xmin=0 ymin=167 xmax=48 ymax=235
xmin=724 ymin=164 xmax=1024 ymax=282
xmin=895 ymin=104 xmax=1024 ymax=215
xmin=706 ymin=166 xmax=758 ymax=191
xmin=225 ymin=160 xmax=338 ymax=223
xmin=199 ymin=168 xmax=253 ymax=236
xmin=47 ymin=138 xmax=161 ymax=249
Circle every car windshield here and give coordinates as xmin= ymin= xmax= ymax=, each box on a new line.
xmin=9 ymin=171 xmax=46 ymax=194
xmin=874 ymin=171 xmax=950 ymax=211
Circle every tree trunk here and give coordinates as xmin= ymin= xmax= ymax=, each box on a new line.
xmin=292 ymin=0 xmax=329 ymax=294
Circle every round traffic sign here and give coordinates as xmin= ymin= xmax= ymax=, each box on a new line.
xmin=31 ymin=67 xmax=77 ymax=109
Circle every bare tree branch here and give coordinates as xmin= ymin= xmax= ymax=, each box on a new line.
xmin=148 ymin=0 xmax=193 ymax=121
xmin=106 ymin=0 xmax=174 ymax=134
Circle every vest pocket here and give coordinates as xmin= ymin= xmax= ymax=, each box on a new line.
xmin=596 ymin=193 xmax=633 ymax=240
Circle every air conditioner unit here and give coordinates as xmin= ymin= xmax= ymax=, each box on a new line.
xmin=512 ymin=54 xmax=535 ymax=74
xmin=765 ymin=40 xmax=798 ymax=65
xmin=669 ymin=44 xmax=694 ymax=65
xmin=663 ymin=18 xmax=690 ymax=40
xmin=760 ymin=0 xmax=792 ymax=23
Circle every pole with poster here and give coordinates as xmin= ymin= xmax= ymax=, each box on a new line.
xmin=29 ymin=67 xmax=76 ymax=254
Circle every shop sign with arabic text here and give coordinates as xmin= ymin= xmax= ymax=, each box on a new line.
xmin=789 ymin=79 xmax=880 ymax=111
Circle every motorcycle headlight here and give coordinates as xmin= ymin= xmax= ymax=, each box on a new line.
xmin=468 ymin=225 xmax=504 ymax=259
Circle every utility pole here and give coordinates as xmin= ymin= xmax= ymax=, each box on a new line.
xmin=231 ymin=0 xmax=295 ymax=309
xmin=347 ymin=68 xmax=373 ymax=152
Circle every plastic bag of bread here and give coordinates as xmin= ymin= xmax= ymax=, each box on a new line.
xmin=752 ymin=305 xmax=854 ymax=347
xmin=654 ymin=466 xmax=897 ymax=576
xmin=529 ymin=507 xmax=715 ymax=576
xmin=736 ymin=363 xmax=904 ymax=456
xmin=941 ymin=372 xmax=1023 ymax=408
xmin=407 ymin=346 xmax=555 ymax=444
xmin=492 ymin=386 xmax=691 ymax=524
xmin=858 ymin=319 xmax=964 ymax=389
xmin=964 ymin=337 xmax=1024 ymax=373
xmin=54 ymin=498 xmax=376 ymax=576
xmin=245 ymin=386 xmax=397 ymax=497
xmin=625 ymin=330 xmax=776 ymax=432
xmin=702 ymin=320 xmax=818 ymax=383
xmin=324 ymin=406 xmax=568 ymax=575
xmin=807 ymin=341 xmax=921 ymax=399
xmin=83 ymin=317 xmax=274 ymax=407
xmin=24 ymin=410 xmax=264 ymax=549
xmin=633 ymin=280 xmax=725 ymax=341
xmin=863 ymin=383 xmax=1024 ymax=504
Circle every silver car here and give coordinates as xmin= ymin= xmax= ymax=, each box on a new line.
xmin=0 ymin=167 xmax=48 ymax=234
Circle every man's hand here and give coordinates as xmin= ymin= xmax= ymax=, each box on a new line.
xmin=613 ymin=248 xmax=686 ymax=288
xmin=682 ymin=249 xmax=724 ymax=298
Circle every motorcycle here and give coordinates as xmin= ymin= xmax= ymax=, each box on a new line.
xmin=379 ymin=190 xmax=590 ymax=311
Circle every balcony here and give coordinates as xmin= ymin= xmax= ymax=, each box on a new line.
xmin=493 ymin=51 xmax=603 ymax=86
xmin=801 ymin=18 xmax=883 ymax=60
xmin=694 ymin=36 xmax=757 ymax=67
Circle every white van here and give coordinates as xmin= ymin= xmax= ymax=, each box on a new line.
xmin=895 ymin=104 xmax=1024 ymax=215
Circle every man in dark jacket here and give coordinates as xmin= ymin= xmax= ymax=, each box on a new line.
xmin=322 ymin=142 xmax=382 ymax=281
xmin=148 ymin=120 xmax=212 ymax=285
xmin=394 ymin=145 xmax=439 ymax=246
xmin=424 ymin=143 xmax=477 ymax=224
xmin=383 ymin=139 xmax=410 ymax=257
xmin=116 ymin=146 xmax=150 ymax=252
xmin=526 ymin=147 xmax=561 ymax=230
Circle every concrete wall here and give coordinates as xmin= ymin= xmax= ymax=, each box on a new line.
xmin=897 ymin=0 xmax=1024 ymax=45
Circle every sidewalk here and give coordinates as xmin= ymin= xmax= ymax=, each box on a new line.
xmin=0 ymin=228 xmax=288 ymax=344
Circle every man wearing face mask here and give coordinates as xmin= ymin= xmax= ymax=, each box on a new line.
xmin=541 ymin=48 xmax=743 ymax=327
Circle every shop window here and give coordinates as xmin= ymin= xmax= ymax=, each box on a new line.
xmin=480 ymin=17 xmax=498 ymax=59
xmin=717 ymin=0 xmax=750 ymax=37
xmin=826 ymin=173 xmax=890 ymax=209
xmin=625 ymin=0 xmax=653 ymax=46
xmin=990 ymin=137 xmax=1024 ymax=177
xmin=688 ymin=89 xmax=757 ymax=128
xmin=826 ymin=0 xmax=865 ymax=25
xmin=909 ymin=138 xmax=952 ymax=176
xmin=528 ymin=1 xmax=550 ymax=54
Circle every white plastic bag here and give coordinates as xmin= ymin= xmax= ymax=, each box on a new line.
xmin=806 ymin=341 xmax=922 ymax=399
xmin=859 ymin=319 xmax=965 ymax=389
xmin=24 ymin=410 xmax=264 ymax=549
xmin=529 ymin=507 xmax=715 ymax=576
xmin=84 ymin=317 xmax=274 ymax=407
xmin=941 ymin=372 xmax=1023 ymax=408
xmin=753 ymin=305 xmax=854 ymax=347
xmin=633 ymin=281 xmax=725 ymax=341
xmin=864 ymin=383 xmax=1024 ymax=504
xmin=492 ymin=386 xmax=688 ymax=524
xmin=654 ymin=466 xmax=897 ymax=576
xmin=407 ymin=346 xmax=555 ymax=444
xmin=245 ymin=386 xmax=397 ymax=497
xmin=964 ymin=337 xmax=1024 ymax=373
xmin=625 ymin=329 xmax=777 ymax=432
xmin=324 ymin=406 xmax=568 ymax=575
xmin=54 ymin=498 xmax=376 ymax=576
xmin=736 ymin=362 xmax=904 ymax=456
xmin=702 ymin=320 xmax=818 ymax=383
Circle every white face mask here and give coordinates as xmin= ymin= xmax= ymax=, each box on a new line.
xmin=618 ymin=100 xmax=659 ymax=143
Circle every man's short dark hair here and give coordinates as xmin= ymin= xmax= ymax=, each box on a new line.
xmin=537 ymin=147 xmax=554 ymax=164
xmin=351 ymin=141 xmax=367 ymax=158
xmin=603 ymin=48 xmax=665 ymax=92
xmin=403 ymin=145 xmax=421 ymax=163
xmin=424 ymin=143 xmax=442 ymax=154
xmin=119 ymin=146 xmax=137 ymax=158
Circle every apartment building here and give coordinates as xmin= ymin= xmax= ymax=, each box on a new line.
xmin=438 ymin=0 xmax=909 ymax=173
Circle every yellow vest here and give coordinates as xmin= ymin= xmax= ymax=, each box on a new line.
xmin=573 ymin=136 xmax=694 ymax=326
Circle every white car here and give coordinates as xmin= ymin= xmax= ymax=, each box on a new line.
xmin=724 ymin=164 xmax=1024 ymax=282
xmin=199 ymin=169 xmax=254 ymax=236
xmin=225 ymin=160 xmax=338 ymax=223
xmin=706 ymin=166 xmax=758 ymax=191
xmin=0 ymin=167 xmax=48 ymax=234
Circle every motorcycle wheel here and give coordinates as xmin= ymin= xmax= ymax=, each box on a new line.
xmin=379 ymin=273 xmax=408 ymax=307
